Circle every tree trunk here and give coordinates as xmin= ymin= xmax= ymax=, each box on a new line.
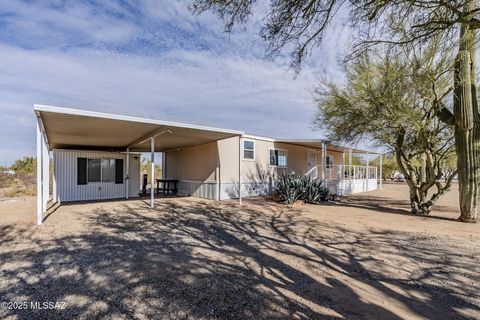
xmin=394 ymin=140 xmax=430 ymax=215
xmin=454 ymin=1 xmax=480 ymax=223
xmin=408 ymin=182 xmax=431 ymax=215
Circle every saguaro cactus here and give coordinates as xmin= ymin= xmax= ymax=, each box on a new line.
xmin=453 ymin=0 xmax=480 ymax=222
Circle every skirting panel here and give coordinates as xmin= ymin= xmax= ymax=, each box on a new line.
xmin=177 ymin=180 xmax=275 ymax=200
xmin=177 ymin=179 xmax=378 ymax=200
xmin=334 ymin=179 xmax=378 ymax=195
xmin=177 ymin=180 xmax=218 ymax=200
xmin=220 ymin=181 xmax=274 ymax=200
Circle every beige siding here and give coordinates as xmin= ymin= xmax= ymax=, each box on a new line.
xmin=218 ymin=136 xmax=240 ymax=182
xmin=242 ymin=138 xmax=275 ymax=182
xmin=166 ymin=136 xmax=347 ymax=184
xmin=165 ymin=140 xmax=218 ymax=182
xmin=272 ymin=142 xmax=310 ymax=176
xmin=242 ymin=139 xmax=345 ymax=181
xmin=325 ymin=148 xmax=346 ymax=179
xmin=167 ymin=139 xmax=358 ymax=196
xmin=241 ymin=140 xmax=313 ymax=180
xmin=165 ymin=136 xmax=240 ymax=183
xmin=164 ymin=136 xmax=352 ymax=200
xmin=327 ymin=149 xmax=345 ymax=167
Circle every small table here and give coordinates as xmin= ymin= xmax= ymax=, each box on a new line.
xmin=156 ymin=179 xmax=178 ymax=195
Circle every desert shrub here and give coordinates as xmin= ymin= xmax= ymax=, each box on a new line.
xmin=11 ymin=157 xmax=36 ymax=174
xmin=0 ymin=187 xmax=16 ymax=198
xmin=274 ymin=172 xmax=333 ymax=204
xmin=0 ymin=178 xmax=34 ymax=199
xmin=0 ymin=173 xmax=13 ymax=188
xmin=274 ymin=172 xmax=305 ymax=204
xmin=12 ymin=179 xmax=27 ymax=194
xmin=0 ymin=167 xmax=36 ymax=198
xmin=303 ymin=177 xmax=332 ymax=203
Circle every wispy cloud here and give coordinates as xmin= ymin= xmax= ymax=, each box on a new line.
xmin=0 ymin=0 xmax=351 ymax=165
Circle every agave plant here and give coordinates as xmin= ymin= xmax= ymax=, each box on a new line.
xmin=274 ymin=172 xmax=333 ymax=204
xmin=274 ymin=172 xmax=305 ymax=204
xmin=303 ymin=177 xmax=331 ymax=204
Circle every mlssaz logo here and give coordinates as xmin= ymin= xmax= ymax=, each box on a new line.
xmin=30 ymin=302 xmax=66 ymax=310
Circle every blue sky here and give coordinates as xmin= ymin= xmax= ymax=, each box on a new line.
xmin=0 ymin=0 xmax=352 ymax=165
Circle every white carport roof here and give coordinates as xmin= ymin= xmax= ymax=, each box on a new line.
xmin=34 ymin=105 xmax=244 ymax=152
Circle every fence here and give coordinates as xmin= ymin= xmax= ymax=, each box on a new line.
xmin=305 ymin=165 xmax=378 ymax=181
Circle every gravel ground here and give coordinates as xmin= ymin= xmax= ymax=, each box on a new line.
xmin=0 ymin=183 xmax=479 ymax=319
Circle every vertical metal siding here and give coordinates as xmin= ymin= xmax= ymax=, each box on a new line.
xmin=53 ymin=150 xmax=141 ymax=202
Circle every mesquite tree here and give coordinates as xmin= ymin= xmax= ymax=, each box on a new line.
xmin=370 ymin=1 xmax=480 ymax=221
xmin=314 ymin=47 xmax=456 ymax=215
xmin=191 ymin=0 xmax=479 ymax=222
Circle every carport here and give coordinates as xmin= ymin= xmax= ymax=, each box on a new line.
xmin=34 ymin=104 xmax=244 ymax=225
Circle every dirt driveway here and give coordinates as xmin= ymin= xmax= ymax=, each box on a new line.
xmin=0 ymin=184 xmax=479 ymax=319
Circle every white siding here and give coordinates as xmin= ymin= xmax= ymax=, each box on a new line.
xmin=128 ymin=154 xmax=141 ymax=197
xmin=53 ymin=150 xmax=140 ymax=202
xmin=330 ymin=179 xmax=378 ymax=195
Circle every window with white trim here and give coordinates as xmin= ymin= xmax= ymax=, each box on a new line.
xmin=270 ymin=149 xmax=287 ymax=167
xmin=243 ymin=139 xmax=255 ymax=160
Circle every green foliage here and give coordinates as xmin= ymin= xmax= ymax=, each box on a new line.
xmin=274 ymin=172 xmax=332 ymax=204
xmin=453 ymin=6 xmax=478 ymax=222
xmin=275 ymin=173 xmax=304 ymax=204
xmin=315 ymin=45 xmax=456 ymax=215
xmin=141 ymin=158 xmax=162 ymax=178
xmin=303 ymin=177 xmax=332 ymax=204
xmin=442 ymin=155 xmax=457 ymax=180
xmin=315 ymin=44 xmax=452 ymax=149
xmin=1 ymin=157 xmax=37 ymax=198
xmin=371 ymin=154 xmax=399 ymax=180
xmin=11 ymin=157 xmax=36 ymax=174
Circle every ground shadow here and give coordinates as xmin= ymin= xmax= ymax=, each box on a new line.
xmin=332 ymin=194 xmax=460 ymax=222
xmin=0 ymin=198 xmax=478 ymax=319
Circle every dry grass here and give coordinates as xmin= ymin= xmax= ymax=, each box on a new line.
xmin=0 ymin=183 xmax=479 ymax=319
xmin=0 ymin=172 xmax=36 ymax=198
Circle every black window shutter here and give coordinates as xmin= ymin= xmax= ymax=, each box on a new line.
xmin=77 ymin=158 xmax=87 ymax=185
xmin=115 ymin=159 xmax=124 ymax=184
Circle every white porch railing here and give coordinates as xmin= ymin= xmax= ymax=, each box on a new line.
xmin=305 ymin=165 xmax=378 ymax=181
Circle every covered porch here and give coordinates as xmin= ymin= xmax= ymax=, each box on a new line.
xmin=280 ymin=140 xmax=383 ymax=195
xmin=34 ymin=104 xmax=244 ymax=225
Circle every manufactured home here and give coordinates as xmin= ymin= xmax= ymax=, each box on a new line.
xmin=35 ymin=105 xmax=382 ymax=225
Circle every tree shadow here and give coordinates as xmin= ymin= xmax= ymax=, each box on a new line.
xmin=331 ymin=195 xmax=459 ymax=222
xmin=0 ymin=198 xmax=478 ymax=319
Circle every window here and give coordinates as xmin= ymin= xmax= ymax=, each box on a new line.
xmin=85 ymin=158 xmax=120 ymax=183
xmin=270 ymin=149 xmax=287 ymax=167
xmin=87 ymin=159 xmax=101 ymax=182
xmin=101 ymin=159 xmax=115 ymax=182
xmin=243 ymin=139 xmax=255 ymax=160
xmin=326 ymin=155 xmax=334 ymax=168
